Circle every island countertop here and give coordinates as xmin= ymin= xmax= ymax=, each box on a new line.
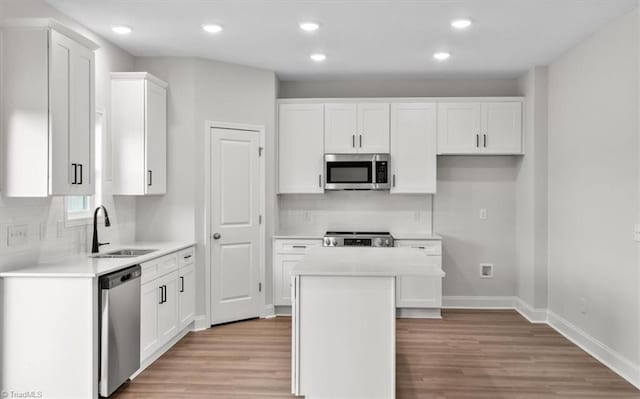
xmin=292 ymin=247 xmax=445 ymax=277
xmin=0 ymin=241 xmax=196 ymax=278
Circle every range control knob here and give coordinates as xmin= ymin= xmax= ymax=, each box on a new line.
xmin=324 ymin=238 xmax=331 ymax=246
xmin=384 ymin=239 xmax=391 ymax=247
xmin=331 ymin=238 xmax=337 ymax=246
xmin=374 ymin=238 xmax=382 ymax=247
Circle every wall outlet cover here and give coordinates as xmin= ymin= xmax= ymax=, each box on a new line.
xmin=480 ymin=263 xmax=494 ymax=278
xmin=7 ymin=224 xmax=28 ymax=247
xmin=480 ymin=208 xmax=488 ymax=220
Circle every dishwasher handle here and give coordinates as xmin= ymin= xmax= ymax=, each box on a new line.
xmin=100 ymin=265 xmax=142 ymax=290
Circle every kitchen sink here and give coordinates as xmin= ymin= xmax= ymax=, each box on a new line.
xmin=91 ymin=249 xmax=157 ymax=258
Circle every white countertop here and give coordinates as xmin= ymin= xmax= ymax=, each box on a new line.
xmin=0 ymin=241 xmax=196 ymax=278
xmin=272 ymin=234 xmax=323 ymax=240
xmin=292 ymin=247 xmax=445 ymax=277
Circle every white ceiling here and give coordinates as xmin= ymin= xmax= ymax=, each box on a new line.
xmin=45 ymin=0 xmax=638 ymax=80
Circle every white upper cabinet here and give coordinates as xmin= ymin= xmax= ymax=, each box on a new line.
xmin=482 ymin=102 xmax=523 ymax=154
xmin=325 ymin=103 xmax=390 ymax=153
xmin=390 ymin=103 xmax=437 ymax=194
xmin=1 ymin=25 xmax=98 ymax=197
xmin=278 ymin=103 xmax=324 ymax=194
xmin=437 ymin=101 xmax=522 ymax=155
xmin=112 ymin=72 xmax=168 ymax=195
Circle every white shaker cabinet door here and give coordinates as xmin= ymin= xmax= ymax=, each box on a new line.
xmin=274 ymin=253 xmax=306 ymax=306
xmin=437 ymin=103 xmax=482 ymax=154
xmin=357 ymin=103 xmax=390 ymax=153
xmin=278 ymin=103 xmax=325 ymax=193
xmin=145 ymin=80 xmax=168 ymax=194
xmin=482 ymin=102 xmax=523 ymax=154
xmin=157 ymin=271 xmax=180 ymax=348
xmin=140 ymin=280 xmax=161 ymax=361
xmin=324 ymin=103 xmax=357 ymax=154
xmin=390 ymin=103 xmax=437 ymax=194
xmin=178 ymin=263 xmax=196 ymax=329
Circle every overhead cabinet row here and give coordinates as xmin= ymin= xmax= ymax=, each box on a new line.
xmin=1 ymin=22 xmax=169 ymax=197
xmin=277 ymin=99 xmax=522 ymax=194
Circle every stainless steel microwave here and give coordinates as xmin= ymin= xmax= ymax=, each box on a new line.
xmin=324 ymin=154 xmax=390 ymax=190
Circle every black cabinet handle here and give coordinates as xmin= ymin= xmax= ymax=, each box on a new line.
xmin=183 ymin=254 xmax=193 ymax=259
xmin=359 ymin=135 xmax=362 ymax=148
xmin=72 ymin=164 xmax=77 ymax=185
xmin=392 ymin=174 xmax=396 ymax=187
xmin=148 ymin=170 xmax=153 ymax=186
xmin=476 ymin=134 xmax=479 ymax=148
xmin=78 ymin=164 xmax=83 ymax=185
xmin=292 ymin=245 xmax=307 ymax=249
xmin=159 ymin=286 xmax=163 ymax=304
xmin=318 ymin=174 xmax=322 ymax=188
xmin=180 ymin=276 xmax=185 ymax=293
xmin=483 ymin=134 xmax=487 ymax=148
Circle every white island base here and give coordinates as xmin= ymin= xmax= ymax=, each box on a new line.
xmin=291 ymin=247 xmax=445 ymax=399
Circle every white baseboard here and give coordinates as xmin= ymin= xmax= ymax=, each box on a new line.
xmin=547 ymin=310 xmax=640 ymax=390
xmin=275 ymin=305 xmax=292 ymax=316
xmin=396 ymin=308 xmax=441 ymax=319
xmin=442 ymin=295 xmax=516 ymax=309
xmin=192 ymin=315 xmax=210 ymax=331
xmin=514 ymin=298 xmax=547 ymax=323
xmin=262 ymin=304 xmax=276 ymax=318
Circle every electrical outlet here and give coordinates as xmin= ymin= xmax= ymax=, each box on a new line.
xmin=480 ymin=208 xmax=488 ymax=220
xmin=579 ymin=297 xmax=588 ymax=315
xmin=7 ymin=224 xmax=28 ymax=247
xmin=480 ymin=263 xmax=494 ymax=278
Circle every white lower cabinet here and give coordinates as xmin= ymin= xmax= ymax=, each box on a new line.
xmin=394 ymin=239 xmax=443 ymax=309
xmin=140 ymin=246 xmax=196 ymax=363
xmin=273 ymin=239 xmax=322 ymax=306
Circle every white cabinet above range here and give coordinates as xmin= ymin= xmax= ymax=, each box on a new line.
xmin=324 ymin=103 xmax=390 ymax=153
xmin=1 ymin=22 xmax=98 ymax=197
xmin=112 ymin=72 xmax=168 ymax=195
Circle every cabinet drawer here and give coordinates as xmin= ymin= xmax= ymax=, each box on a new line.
xmin=178 ymin=247 xmax=195 ymax=267
xmin=275 ymin=239 xmax=322 ymax=253
xmin=141 ymin=253 xmax=178 ymax=284
xmin=395 ymin=239 xmax=442 ymax=255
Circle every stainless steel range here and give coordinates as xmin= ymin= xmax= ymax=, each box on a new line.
xmin=323 ymin=231 xmax=394 ymax=247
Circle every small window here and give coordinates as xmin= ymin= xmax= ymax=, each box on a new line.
xmin=65 ymin=195 xmax=93 ymax=226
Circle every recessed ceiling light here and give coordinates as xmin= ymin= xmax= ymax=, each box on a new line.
xmin=433 ymin=52 xmax=451 ymax=61
xmin=310 ymin=53 xmax=326 ymax=62
xmin=299 ymin=22 xmax=320 ymax=32
xmin=451 ymin=19 xmax=472 ymax=29
xmin=111 ymin=25 xmax=132 ymax=35
xmin=202 ymin=24 xmax=223 ymax=34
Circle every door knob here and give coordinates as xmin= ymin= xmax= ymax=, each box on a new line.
xmin=213 ymin=233 xmax=221 ymax=240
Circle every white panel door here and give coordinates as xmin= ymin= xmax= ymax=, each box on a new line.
xmin=437 ymin=103 xmax=482 ymax=154
xmin=178 ymin=263 xmax=196 ymax=329
xmin=390 ymin=103 xmax=437 ymax=194
xmin=157 ymin=271 xmax=179 ymax=347
xmin=140 ymin=280 xmax=160 ymax=361
xmin=358 ymin=103 xmax=390 ymax=153
xmin=274 ymin=253 xmax=305 ymax=306
xmin=278 ymin=103 xmax=324 ymax=193
xmin=145 ymin=80 xmax=167 ymax=194
xmin=482 ymin=102 xmax=523 ymax=154
xmin=211 ymin=127 xmax=261 ymax=325
xmin=324 ymin=103 xmax=357 ymax=153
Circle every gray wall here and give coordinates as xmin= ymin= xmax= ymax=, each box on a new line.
xmin=516 ymin=66 xmax=549 ymax=310
xmin=134 ymin=56 xmax=278 ymax=316
xmin=279 ymin=78 xmax=520 ymax=98
xmin=548 ymin=8 xmax=639 ymax=365
xmin=277 ymin=78 xmax=521 ymax=298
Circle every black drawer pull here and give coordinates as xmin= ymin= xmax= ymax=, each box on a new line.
xmin=292 ymin=245 xmax=307 ymax=249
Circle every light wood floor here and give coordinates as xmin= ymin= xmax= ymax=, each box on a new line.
xmin=113 ymin=310 xmax=640 ymax=398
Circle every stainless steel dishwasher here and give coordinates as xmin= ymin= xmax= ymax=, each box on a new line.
xmin=99 ymin=265 xmax=142 ymax=397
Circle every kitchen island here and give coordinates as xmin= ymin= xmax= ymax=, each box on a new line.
xmin=290 ymin=247 xmax=445 ymax=399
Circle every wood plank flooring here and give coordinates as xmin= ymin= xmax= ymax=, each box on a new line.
xmin=113 ymin=310 xmax=640 ymax=399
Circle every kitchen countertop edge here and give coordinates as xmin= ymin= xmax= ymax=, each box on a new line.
xmin=0 ymin=241 xmax=196 ymax=278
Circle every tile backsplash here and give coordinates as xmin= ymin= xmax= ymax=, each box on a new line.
xmin=278 ymin=191 xmax=433 ymax=235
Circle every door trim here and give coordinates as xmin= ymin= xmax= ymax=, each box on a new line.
xmin=204 ymin=121 xmax=266 ymax=327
